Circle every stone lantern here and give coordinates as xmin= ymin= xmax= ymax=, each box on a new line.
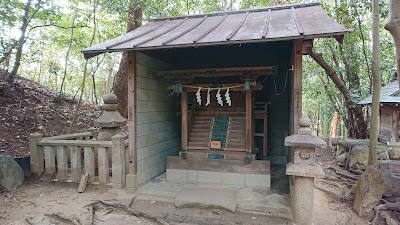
xmin=94 ymin=93 xmax=127 ymax=141
xmin=285 ymin=117 xmax=326 ymax=225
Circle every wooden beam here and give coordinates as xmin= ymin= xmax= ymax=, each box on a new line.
xmin=246 ymin=91 xmax=252 ymax=153
xmin=156 ymin=66 xmax=277 ymax=79
xmin=392 ymin=110 xmax=399 ymax=142
xmin=263 ymin=104 xmax=268 ymax=159
xmin=293 ymin=39 xmax=303 ymax=134
xmin=302 ymin=39 xmax=313 ymax=55
xmin=184 ymin=83 xmax=263 ymax=92
xmin=181 ymin=90 xmax=188 ymax=150
xmin=127 ymin=51 xmax=137 ymax=174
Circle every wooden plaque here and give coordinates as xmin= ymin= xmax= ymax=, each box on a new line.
xmin=210 ymin=141 xmax=221 ymax=149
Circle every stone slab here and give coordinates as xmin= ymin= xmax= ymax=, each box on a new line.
xmin=245 ymin=174 xmax=271 ymax=187
xmin=166 ymin=169 xmax=187 ymax=183
xmin=197 ymin=171 xmax=220 ymax=184
xmin=236 ymin=188 xmax=291 ymax=215
xmin=174 ymin=188 xmax=237 ymax=212
xmin=221 ymin=173 xmax=245 ymax=186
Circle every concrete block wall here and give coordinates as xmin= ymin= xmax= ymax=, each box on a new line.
xmin=128 ymin=52 xmax=180 ymax=191
xmin=166 ymin=169 xmax=271 ymax=188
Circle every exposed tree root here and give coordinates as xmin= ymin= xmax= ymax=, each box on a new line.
xmin=44 ymin=213 xmax=82 ymax=225
xmin=86 ymin=200 xmax=169 ymax=225
xmin=25 ymin=217 xmax=34 ymax=225
xmin=371 ymin=198 xmax=400 ymax=225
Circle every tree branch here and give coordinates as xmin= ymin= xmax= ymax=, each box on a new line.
xmin=26 ymin=24 xmax=87 ymax=39
xmin=0 ymin=40 xmax=17 ymax=64
xmin=310 ymin=49 xmax=352 ymax=101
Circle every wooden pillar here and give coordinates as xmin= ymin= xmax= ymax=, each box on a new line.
xmin=127 ymin=51 xmax=137 ymax=174
xmin=293 ymin=39 xmax=303 ymax=133
xmin=263 ymin=104 xmax=268 ymax=159
xmin=181 ymin=90 xmax=188 ymax=150
xmin=392 ymin=109 xmax=399 ymax=142
xmin=246 ymin=91 xmax=252 ymax=152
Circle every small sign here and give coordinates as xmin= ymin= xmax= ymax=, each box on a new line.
xmin=210 ymin=141 xmax=221 ymax=149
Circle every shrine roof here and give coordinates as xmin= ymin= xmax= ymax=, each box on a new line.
xmin=82 ymin=2 xmax=348 ymax=59
xmin=358 ymin=80 xmax=400 ymax=105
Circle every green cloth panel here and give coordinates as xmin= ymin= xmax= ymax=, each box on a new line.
xmin=210 ymin=117 xmax=229 ymax=150
xmin=208 ymin=153 xmax=224 ymax=159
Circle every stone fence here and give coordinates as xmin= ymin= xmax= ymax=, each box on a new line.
xmin=29 ymin=128 xmax=128 ymax=189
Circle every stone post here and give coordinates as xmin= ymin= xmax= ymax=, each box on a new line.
xmin=285 ymin=117 xmax=326 ymax=225
xmin=94 ymin=93 xmax=127 ymax=141
xmin=112 ymin=134 xmax=126 ymax=189
xmin=88 ymin=127 xmax=98 ymax=140
xmin=29 ymin=133 xmax=43 ymax=178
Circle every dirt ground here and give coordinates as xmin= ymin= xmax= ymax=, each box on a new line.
xmin=0 ymin=177 xmax=367 ymax=225
xmin=0 ymin=74 xmax=101 ymax=158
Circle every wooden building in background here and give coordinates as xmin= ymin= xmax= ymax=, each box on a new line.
xmin=359 ymin=78 xmax=400 ymax=143
xmin=82 ymin=2 xmax=348 ymax=192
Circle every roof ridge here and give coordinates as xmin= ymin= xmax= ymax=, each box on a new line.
xmin=149 ymin=2 xmax=320 ymax=22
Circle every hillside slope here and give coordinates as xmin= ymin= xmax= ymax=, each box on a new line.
xmin=0 ymin=73 xmax=101 ymax=158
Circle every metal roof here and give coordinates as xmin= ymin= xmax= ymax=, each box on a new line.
xmin=82 ymin=2 xmax=349 ymax=59
xmin=358 ymin=80 xmax=400 ymax=105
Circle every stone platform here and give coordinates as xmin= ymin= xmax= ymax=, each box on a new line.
xmin=134 ymin=173 xmax=291 ymax=217
xmin=166 ymin=156 xmax=271 ymax=188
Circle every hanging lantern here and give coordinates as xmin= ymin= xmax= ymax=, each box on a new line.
xmin=244 ymin=78 xmax=251 ymax=92
xmin=175 ymin=81 xmax=183 ymax=95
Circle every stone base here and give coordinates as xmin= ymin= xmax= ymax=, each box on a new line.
xmin=126 ymin=174 xmax=138 ymax=193
xmin=166 ymin=169 xmax=270 ymax=188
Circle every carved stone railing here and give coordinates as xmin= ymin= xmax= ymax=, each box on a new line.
xmin=29 ymin=128 xmax=128 ymax=189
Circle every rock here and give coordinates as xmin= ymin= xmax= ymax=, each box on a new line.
xmin=379 ymin=161 xmax=400 ymax=198
xmin=337 ymin=153 xmax=348 ymax=166
xmin=388 ymin=148 xmax=400 ymax=159
xmin=379 ymin=127 xmax=392 ymax=143
xmin=378 ymin=151 xmax=390 ymax=160
xmin=0 ymin=155 xmax=24 ymax=190
xmin=349 ymin=146 xmax=369 ymax=170
xmin=353 ymin=166 xmax=385 ymax=217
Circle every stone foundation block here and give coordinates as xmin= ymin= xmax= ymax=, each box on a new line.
xmin=221 ymin=173 xmax=245 ymax=186
xmin=198 ymin=171 xmax=221 ymax=184
xmin=166 ymin=169 xmax=187 ymax=183
xmin=187 ymin=170 xmax=198 ymax=184
xmin=245 ymin=174 xmax=271 ymax=187
xmin=126 ymin=174 xmax=137 ymax=193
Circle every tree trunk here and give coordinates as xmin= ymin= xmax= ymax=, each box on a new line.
xmin=310 ymin=49 xmax=368 ymax=139
xmin=385 ymin=0 xmax=400 ymax=89
xmin=60 ymin=9 xmax=78 ymax=97
xmin=330 ymin=112 xmax=340 ymax=137
xmin=369 ymin=0 xmax=381 ymax=166
xmin=1 ymin=0 xmax=33 ymax=94
xmin=113 ymin=5 xmax=142 ymax=118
